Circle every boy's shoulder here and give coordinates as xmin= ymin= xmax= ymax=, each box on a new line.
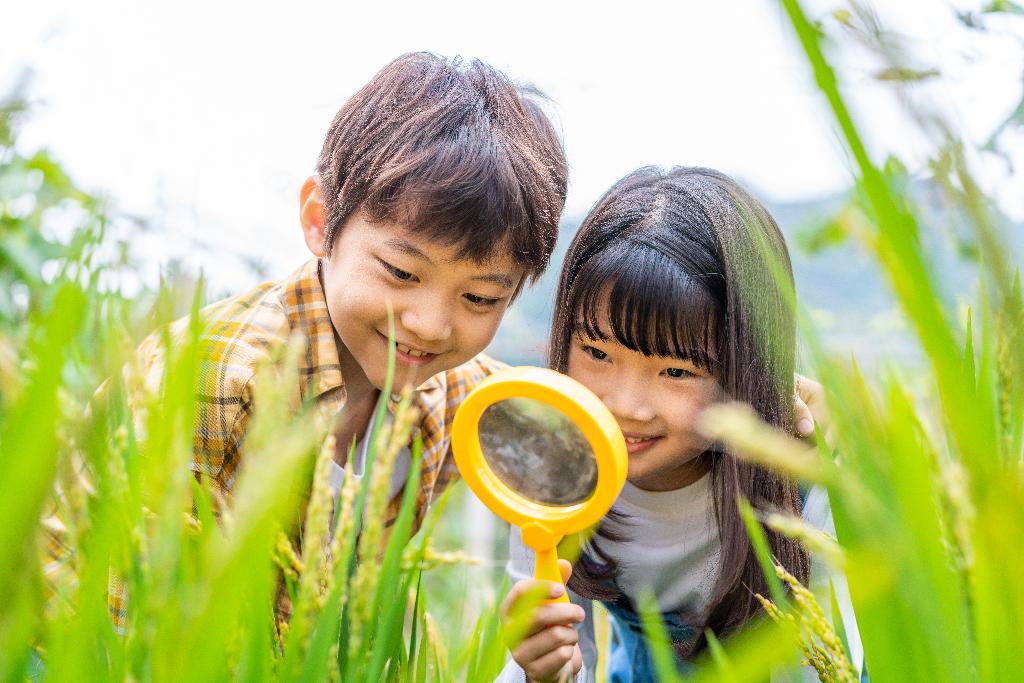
xmin=426 ymin=352 xmax=507 ymax=439
xmin=136 ymin=259 xmax=331 ymax=485
xmin=443 ymin=352 xmax=507 ymax=390
xmin=192 ymin=258 xmax=326 ymax=398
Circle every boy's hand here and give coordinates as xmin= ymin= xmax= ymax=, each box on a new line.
xmin=794 ymin=374 xmax=833 ymax=449
xmin=501 ymin=559 xmax=584 ymax=683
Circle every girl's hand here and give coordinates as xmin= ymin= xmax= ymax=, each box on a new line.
xmin=501 ymin=559 xmax=584 ymax=683
xmin=794 ymin=374 xmax=834 ymax=449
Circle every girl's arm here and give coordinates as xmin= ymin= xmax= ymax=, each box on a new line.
xmin=802 ymin=486 xmax=865 ymax=680
xmin=495 ymin=525 xmax=598 ymax=683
